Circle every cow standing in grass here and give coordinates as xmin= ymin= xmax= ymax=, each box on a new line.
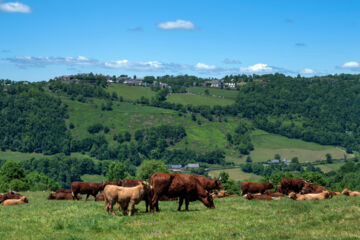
xmin=150 ymin=173 xmax=215 ymax=213
xmin=71 ymin=181 xmax=105 ymax=201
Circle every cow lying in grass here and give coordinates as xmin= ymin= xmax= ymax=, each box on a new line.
xmin=265 ymin=190 xmax=284 ymax=197
xmin=104 ymin=182 xmax=152 ymax=216
xmin=342 ymin=189 xmax=360 ymax=196
xmin=95 ymin=193 xmax=105 ymax=201
xmin=210 ymin=190 xmax=237 ymax=198
xmin=2 ymin=196 xmax=28 ymax=206
xmin=288 ymin=191 xmax=331 ymax=201
xmin=48 ymin=192 xmax=81 ymax=200
xmin=0 ymin=191 xmax=23 ymax=204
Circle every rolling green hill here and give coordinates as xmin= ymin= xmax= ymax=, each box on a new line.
xmin=187 ymin=87 xmax=239 ymax=99
xmin=106 ymin=84 xmax=156 ymax=101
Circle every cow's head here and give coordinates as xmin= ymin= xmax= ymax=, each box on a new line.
xmin=288 ymin=192 xmax=297 ymax=200
xmin=268 ymin=182 xmax=274 ymax=189
xmin=215 ymin=179 xmax=223 ymax=189
xmin=201 ymin=193 xmax=215 ymax=209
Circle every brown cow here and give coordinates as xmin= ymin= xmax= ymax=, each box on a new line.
xmin=0 ymin=191 xmax=23 ymax=204
xmin=2 ymin=196 xmax=28 ymax=206
xmin=56 ymin=189 xmax=72 ymax=193
xmin=150 ymin=173 xmax=215 ymax=213
xmin=48 ymin=192 xmax=81 ymax=200
xmin=95 ymin=193 xmax=105 ymax=201
xmin=341 ymin=189 xmax=360 ymax=196
xmin=265 ymin=190 xmax=284 ymax=197
xmin=288 ymin=191 xmax=331 ymax=201
xmin=280 ymin=177 xmax=307 ymax=194
xmin=104 ymin=182 xmax=152 ymax=216
xmin=211 ymin=190 xmax=237 ymax=198
xmin=241 ymin=181 xmax=274 ymax=195
xmin=301 ymin=183 xmax=327 ymax=194
xmin=71 ymin=181 xmax=105 ymax=201
xmin=105 ymin=181 xmax=122 ymax=186
xmin=245 ymin=193 xmax=273 ymax=200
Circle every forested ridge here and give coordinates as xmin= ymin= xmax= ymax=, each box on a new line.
xmin=236 ymin=74 xmax=360 ymax=152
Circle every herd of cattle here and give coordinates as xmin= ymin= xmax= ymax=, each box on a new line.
xmin=1 ymin=173 xmax=360 ymax=215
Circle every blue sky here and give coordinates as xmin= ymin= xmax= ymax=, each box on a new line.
xmin=1 ymin=0 xmax=360 ymax=81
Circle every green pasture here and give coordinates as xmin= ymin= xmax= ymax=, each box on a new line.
xmin=166 ymin=93 xmax=234 ymax=106
xmin=187 ymin=87 xmax=239 ymax=100
xmin=208 ymin=168 xmax=262 ymax=182
xmin=106 ymin=84 xmax=156 ymax=101
xmin=0 ymin=192 xmax=359 ymax=239
xmin=246 ymin=130 xmax=351 ymax=163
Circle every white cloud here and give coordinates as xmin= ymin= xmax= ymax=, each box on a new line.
xmin=7 ymin=56 xmax=99 ymax=67
xmin=194 ymin=62 xmax=216 ymax=70
xmin=104 ymin=59 xmax=129 ymax=68
xmin=157 ymin=19 xmax=196 ymax=30
xmin=340 ymin=61 xmax=360 ymax=71
xmin=300 ymin=68 xmax=316 ymax=75
xmin=241 ymin=63 xmax=274 ymax=73
xmin=0 ymin=1 xmax=31 ymax=13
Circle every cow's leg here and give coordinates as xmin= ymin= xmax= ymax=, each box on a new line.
xmin=177 ymin=197 xmax=184 ymax=211
xmin=86 ymin=194 xmax=90 ymax=201
xmin=116 ymin=202 xmax=120 ymax=212
xmin=151 ymin=193 xmax=160 ymax=213
xmin=110 ymin=200 xmax=116 ymax=216
xmin=185 ymin=197 xmax=190 ymax=211
xmin=105 ymin=196 xmax=109 ymax=215
xmin=122 ymin=202 xmax=128 ymax=216
xmin=128 ymin=200 xmax=135 ymax=216
xmin=145 ymin=198 xmax=149 ymax=212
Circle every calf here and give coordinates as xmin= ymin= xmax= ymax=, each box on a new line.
xmin=71 ymin=181 xmax=105 ymax=201
xmin=241 ymin=181 xmax=274 ymax=195
xmin=288 ymin=191 xmax=331 ymax=201
xmin=341 ymin=189 xmax=360 ymax=196
xmin=104 ymin=182 xmax=152 ymax=216
xmin=2 ymin=196 xmax=28 ymax=206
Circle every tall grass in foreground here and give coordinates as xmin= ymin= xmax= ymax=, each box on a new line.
xmin=0 ymin=192 xmax=359 ymax=240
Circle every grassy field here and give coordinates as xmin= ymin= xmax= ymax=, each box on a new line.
xmin=166 ymin=93 xmax=235 ymax=106
xmin=208 ymin=168 xmax=262 ymax=182
xmin=316 ymin=162 xmax=345 ymax=173
xmin=106 ymin=84 xmax=156 ymax=101
xmin=81 ymin=174 xmax=106 ymax=182
xmin=0 ymin=151 xmax=44 ymax=162
xmin=245 ymin=130 xmax=351 ymax=163
xmin=0 ymin=192 xmax=359 ymax=239
xmin=187 ymin=87 xmax=239 ymax=100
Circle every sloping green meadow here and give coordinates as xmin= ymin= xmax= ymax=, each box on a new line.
xmin=0 ymin=192 xmax=359 ymax=240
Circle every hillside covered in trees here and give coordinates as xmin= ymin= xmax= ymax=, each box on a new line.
xmin=1 ymin=74 xmax=360 ymax=190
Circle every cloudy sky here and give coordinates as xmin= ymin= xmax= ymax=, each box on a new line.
xmin=1 ymin=0 xmax=360 ymax=81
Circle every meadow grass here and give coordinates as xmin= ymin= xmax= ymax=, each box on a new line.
xmin=187 ymin=87 xmax=239 ymax=100
xmin=106 ymin=84 xmax=156 ymax=101
xmin=0 ymin=192 xmax=359 ymax=239
xmin=208 ymin=168 xmax=262 ymax=182
xmin=166 ymin=93 xmax=234 ymax=106
xmin=0 ymin=151 xmax=44 ymax=162
xmin=246 ymin=130 xmax=351 ymax=163
xmin=81 ymin=174 xmax=106 ymax=182
xmin=316 ymin=162 xmax=345 ymax=173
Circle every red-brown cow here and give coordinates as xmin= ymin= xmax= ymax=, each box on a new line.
xmin=71 ymin=181 xmax=105 ymax=201
xmin=245 ymin=193 xmax=273 ymax=201
xmin=0 ymin=191 xmax=23 ymax=204
xmin=265 ymin=190 xmax=284 ymax=197
xmin=150 ymin=173 xmax=214 ymax=213
xmin=105 ymin=181 xmax=122 ymax=186
xmin=301 ymin=183 xmax=328 ymax=194
xmin=241 ymin=181 xmax=274 ymax=195
xmin=280 ymin=177 xmax=307 ymax=194
xmin=48 ymin=192 xmax=82 ymax=200
xmin=95 ymin=193 xmax=105 ymax=201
